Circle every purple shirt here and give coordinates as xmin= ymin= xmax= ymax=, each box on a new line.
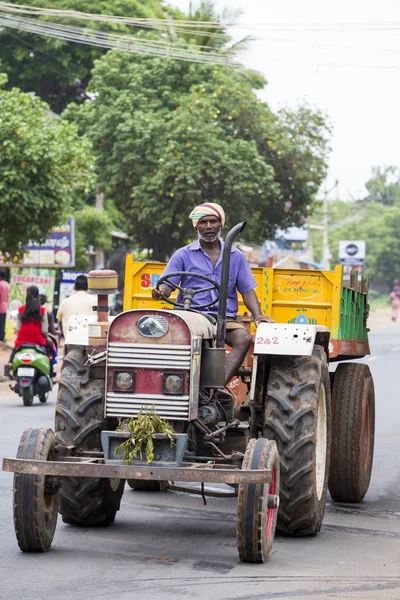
xmin=163 ymin=239 xmax=257 ymax=318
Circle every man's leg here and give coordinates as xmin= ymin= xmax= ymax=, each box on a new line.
xmin=224 ymin=327 xmax=252 ymax=384
xmin=0 ymin=313 xmax=5 ymax=342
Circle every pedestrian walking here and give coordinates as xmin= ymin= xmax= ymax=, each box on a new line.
xmin=0 ymin=270 xmax=10 ymax=342
xmin=56 ymin=274 xmax=96 ymax=336
xmin=390 ymin=280 xmax=400 ymax=321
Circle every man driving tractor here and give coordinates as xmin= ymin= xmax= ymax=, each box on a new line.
xmin=152 ymin=202 xmax=273 ymax=384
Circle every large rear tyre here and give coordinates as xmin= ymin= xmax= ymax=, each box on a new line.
xmin=329 ymin=363 xmax=375 ymax=502
xmin=264 ymin=345 xmax=331 ymax=536
xmin=127 ymin=480 xmax=162 ymax=491
xmin=236 ymin=438 xmax=280 ymax=563
xmin=55 ymin=346 xmax=124 ymax=526
xmin=13 ymin=428 xmax=60 ymax=552
xmin=22 ymin=386 xmax=33 ymax=406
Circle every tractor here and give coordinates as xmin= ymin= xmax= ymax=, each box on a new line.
xmin=3 ymin=222 xmax=374 ymax=564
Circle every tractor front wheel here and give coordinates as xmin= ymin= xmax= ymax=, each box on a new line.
xmin=13 ymin=428 xmax=60 ymax=552
xmin=236 ymin=438 xmax=280 ymax=563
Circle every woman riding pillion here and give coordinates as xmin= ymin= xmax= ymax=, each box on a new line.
xmin=9 ymin=285 xmax=56 ymax=379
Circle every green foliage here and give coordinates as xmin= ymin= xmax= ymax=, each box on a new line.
xmin=74 ymin=205 xmax=115 ymax=269
xmin=0 ymin=75 xmax=95 ymax=258
xmin=0 ymin=0 xmax=173 ymax=113
xmin=64 ymin=51 xmax=330 ymax=259
xmin=365 ymin=166 xmax=400 ymax=206
xmin=310 ymin=195 xmax=400 ymax=289
xmin=116 ymin=407 xmax=175 ymax=464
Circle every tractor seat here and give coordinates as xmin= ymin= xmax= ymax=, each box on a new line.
xmin=185 ymin=310 xmax=217 ymax=325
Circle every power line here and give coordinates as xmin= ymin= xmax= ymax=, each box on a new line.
xmin=3 ymin=3 xmax=400 ymax=34
xmin=0 ymin=13 xmax=237 ymax=66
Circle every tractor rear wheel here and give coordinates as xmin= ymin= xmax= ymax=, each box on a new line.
xmin=55 ymin=345 xmax=124 ymax=526
xmin=264 ymin=345 xmax=331 ymax=536
xmin=329 ymin=363 xmax=375 ymax=502
xmin=13 ymin=428 xmax=59 ymax=552
xmin=236 ymin=438 xmax=280 ymax=563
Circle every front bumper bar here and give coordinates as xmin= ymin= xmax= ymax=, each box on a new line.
xmin=2 ymin=457 xmax=272 ymax=485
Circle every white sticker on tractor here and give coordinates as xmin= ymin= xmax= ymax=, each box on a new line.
xmin=254 ymin=323 xmax=317 ymax=356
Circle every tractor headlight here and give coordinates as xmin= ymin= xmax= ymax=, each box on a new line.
xmin=114 ymin=372 xmax=134 ymax=392
xmin=163 ymin=373 xmax=184 ymax=395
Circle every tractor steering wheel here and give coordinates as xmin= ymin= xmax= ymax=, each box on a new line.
xmin=156 ymin=271 xmax=220 ymax=310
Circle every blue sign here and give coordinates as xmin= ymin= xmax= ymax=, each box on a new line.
xmin=24 ymin=218 xmax=75 ymax=268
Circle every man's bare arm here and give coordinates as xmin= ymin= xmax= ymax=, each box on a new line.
xmin=242 ymin=290 xmax=274 ymax=324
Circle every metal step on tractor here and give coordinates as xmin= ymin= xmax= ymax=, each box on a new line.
xmin=3 ymin=222 xmax=375 ymax=563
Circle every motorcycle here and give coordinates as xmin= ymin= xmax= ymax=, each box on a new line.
xmin=8 ymin=342 xmax=54 ymax=406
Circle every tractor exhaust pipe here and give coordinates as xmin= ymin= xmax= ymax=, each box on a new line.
xmin=216 ymin=222 xmax=246 ymax=349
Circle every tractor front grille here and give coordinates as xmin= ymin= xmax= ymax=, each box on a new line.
xmin=107 ymin=342 xmax=191 ymax=369
xmin=106 ymin=342 xmax=191 ymax=420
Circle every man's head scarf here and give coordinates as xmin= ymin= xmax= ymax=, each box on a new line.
xmin=189 ymin=203 xmax=225 ymax=228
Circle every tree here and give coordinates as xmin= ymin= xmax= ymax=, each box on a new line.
xmin=74 ymin=205 xmax=115 ymax=269
xmin=326 ymin=202 xmax=400 ymax=289
xmin=0 ymin=0 xmax=175 ymax=113
xmin=64 ymin=51 xmax=330 ymax=260
xmin=0 ymin=72 xmax=95 ymax=258
xmin=365 ymin=166 xmax=400 ymax=206
xmin=309 ymin=194 xmax=400 ymax=289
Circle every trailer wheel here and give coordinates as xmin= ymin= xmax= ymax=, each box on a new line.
xmin=22 ymin=386 xmax=33 ymax=406
xmin=55 ymin=346 xmax=124 ymax=526
xmin=127 ymin=480 xmax=162 ymax=491
xmin=13 ymin=428 xmax=60 ymax=552
xmin=329 ymin=363 xmax=375 ymax=502
xmin=264 ymin=345 xmax=331 ymax=536
xmin=236 ymin=438 xmax=279 ymax=563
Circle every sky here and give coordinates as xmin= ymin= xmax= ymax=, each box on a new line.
xmin=172 ymin=0 xmax=400 ymax=200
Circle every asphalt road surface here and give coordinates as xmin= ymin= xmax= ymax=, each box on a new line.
xmin=1 ymin=327 xmax=400 ymax=600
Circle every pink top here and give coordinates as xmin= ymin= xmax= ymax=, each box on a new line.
xmin=0 ymin=280 xmax=10 ymax=313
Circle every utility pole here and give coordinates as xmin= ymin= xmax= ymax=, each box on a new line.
xmin=322 ymin=179 xmax=339 ymax=270
xmin=95 ymin=189 xmax=104 ymax=270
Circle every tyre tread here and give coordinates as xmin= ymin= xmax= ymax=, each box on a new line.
xmin=55 ymin=345 xmax=124 ymax=526
xmin=264 ymin=345 xmax=331 ymax=536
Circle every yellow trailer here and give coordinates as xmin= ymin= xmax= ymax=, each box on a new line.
xmin=124 ymin=257 xmax=370 ymax=360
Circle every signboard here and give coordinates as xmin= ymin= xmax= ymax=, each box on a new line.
xmin=59 ymin=270 xmax=88 ymax=304
xmin=338 ymin=240 xmax=366 ymax=274
xmin=0 ymin=218 xmax=75 ymax=268
xmin=5 ymin=268 xmax=56 ymax=343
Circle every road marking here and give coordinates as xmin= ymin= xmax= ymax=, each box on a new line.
xmin=365 ymin=356 xmax=378 ymax=362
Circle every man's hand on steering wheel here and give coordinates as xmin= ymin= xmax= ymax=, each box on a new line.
xmin=151 ymin=283 xmax=173 ymax=301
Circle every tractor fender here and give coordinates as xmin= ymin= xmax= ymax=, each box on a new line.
xmin=253 ymin=323 xmax=329 ymax=357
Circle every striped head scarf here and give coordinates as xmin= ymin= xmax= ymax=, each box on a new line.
xmin=189 ymin=203 xmax=225 ymax=228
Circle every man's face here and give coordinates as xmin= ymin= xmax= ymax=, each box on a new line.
xmin=196 ymin=216 xmax=221 ymax=243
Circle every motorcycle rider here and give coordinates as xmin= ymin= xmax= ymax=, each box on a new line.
xmin=39 ymin=288 xmax=58 ymax=376
xmin=8 ymin=285 xmax=55 ymax=379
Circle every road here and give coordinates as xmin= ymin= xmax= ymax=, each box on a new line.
xmin=1 ymin=327 xmax=400 ymax=600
